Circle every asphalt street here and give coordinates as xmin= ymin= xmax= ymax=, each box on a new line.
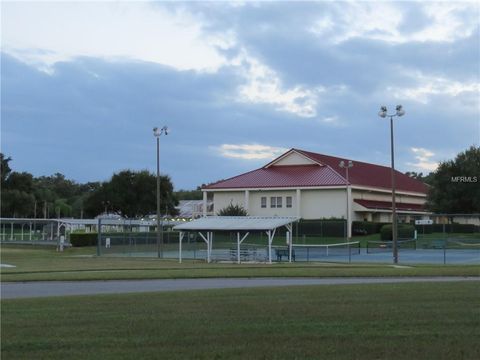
xmin=2 ymin=276 xmax=479 ymax=299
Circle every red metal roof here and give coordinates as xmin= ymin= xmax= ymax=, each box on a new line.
xmin=295 ymin=149 xmax=428 ymax=194
xmin=204 ymin=164 xmax=346 ymax=189
xmin=354 ymin=199 xmax=426 ymax=212
xmin=204 ymin=148 xmax=428 ymax=194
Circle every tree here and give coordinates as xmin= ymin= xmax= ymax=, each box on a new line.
xmin=84 ymin=170 xmax=179 ymax=218
xmin=1 ymin=170 xmax=35 ymax=217
xmin=405 ymin=171 xmax=434 ymax=185
xmin=1 ymin=189 xmax=35 ymax=217
xmin=1 ymin=153 xmax=12 ymax=185
xmin=175 ymin=188 xmax=203 ymax=200
xmin=427 ymin=146 xmax=480 ymax=213
xmin=217 ymin=203 xmax=248 ymax=216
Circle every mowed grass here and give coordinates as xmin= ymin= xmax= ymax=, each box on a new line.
xmin=1 ymin=245 xmax=479 ymax=282
xmin=2 ymin=282 xmax=480 ymax=360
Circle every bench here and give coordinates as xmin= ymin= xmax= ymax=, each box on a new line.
xmin=275 ymin=248 xmax=295 ymax=262
xmin=230 ymin=248 xmax=257 ymax=261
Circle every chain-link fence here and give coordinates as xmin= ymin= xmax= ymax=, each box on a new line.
xmin=87 ymin=215 xmax=480 ymax=264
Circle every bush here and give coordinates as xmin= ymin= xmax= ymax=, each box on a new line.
xmin=432 ymin=223 xmax=478 ymax=233
xmin=352 ymin=221 xmax=388 ymax=235
xmin=380 ymin=224 xmax=415 ymax=240
xmin=414 ymin=224 xmax=433 ymax=234
xmin=70 ymin=233 xmax=98 ymax=247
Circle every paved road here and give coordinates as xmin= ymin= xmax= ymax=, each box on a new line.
xmin=2 ymin=277 xmax=479 ymax=299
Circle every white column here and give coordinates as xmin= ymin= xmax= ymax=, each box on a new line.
xmin=179 ymin=232 xmax=184 ymax=263
xmin=244 ymin=190 xmax=250 ymax=214
xmin=267 ymin=230 xmax=272 ymax=264
xmin=237 ymin=232 xmax=241 ymax=264
xmin=202 ymin=191 xmax=208 ymax=217
xmin=286 ymin=223 xmax=293 ymax=263
xmin=29 ymin=222 xmax=32 ymax=240
xmin=208 ymin=232 xmax=213 ymax=263
xmin=296 ymin=189 xmax=301 ymax=218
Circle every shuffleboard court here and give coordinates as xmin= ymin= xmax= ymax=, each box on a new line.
xmin=2 ymin=276 xmax=479 ymax=299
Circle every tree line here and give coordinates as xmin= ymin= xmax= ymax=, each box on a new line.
xmin=1 ymin=154 xmax=183 ymax=219
xmin=1 ymin=146 xmax=478 ymax=218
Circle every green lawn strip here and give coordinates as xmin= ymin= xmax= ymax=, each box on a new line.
xmin=1 ymin=245 xmax=479 ymax=281
xmin=2 ymin=282 xmax=479 ymax=360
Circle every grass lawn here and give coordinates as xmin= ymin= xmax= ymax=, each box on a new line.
xmin=1 ymin=245 xmax=479 ymax=282
xmin=2 ymin=282 xmax=479 ymax=360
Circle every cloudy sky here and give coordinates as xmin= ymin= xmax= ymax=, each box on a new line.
xmin=1 ymin=1 xmax=479 ymax=189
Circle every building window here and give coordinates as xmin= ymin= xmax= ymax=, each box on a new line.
xmin=271 ymin=196 xmax=282 ymax=208
xmin=261 ymin=197 xmax=267 ymax=208
xmin=286 ymin=196 xmax=292 ymax=208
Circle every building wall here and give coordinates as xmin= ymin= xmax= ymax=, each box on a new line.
xmin=212 ymin=192 xmax=245 ymax=214
xmin=210 ymin=187 xmax=427 ymax=220
xmin=248 ymin=190 xmax=298 ymax=217
xmin=300 ymin=189 xmax=347 ymax=219
xmin=273 ymin=152 xmax=316 ymax=166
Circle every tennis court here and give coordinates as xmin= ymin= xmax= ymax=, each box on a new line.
xmin=103 ymin=239 xmax=479 ymax=265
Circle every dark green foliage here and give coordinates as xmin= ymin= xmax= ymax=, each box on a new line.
xmin=175 ymin=188 xmax=203 ymax=200
xmin=298 ymin=219 xmax=346 ymax=237
xmin=405 ymin=171 xmax=434 ymax=185
xmin=84 ymin=170 xmax=178 ymax=218
xmin=352 ymin=221 xmax=388 ymax=235
xmin=1 ymin=189 xmax=36 ymax=218
xmin=427 ymin=146 xmax=480 ymax=213
xmin=217 ymin=203 xmax=248 ymax=216
xmin=0 ymin=153 xmax=178 ymax=219
xmin=380 ymin=224 xmax=415 ymax=240
xmin=70 ymin=233 xmax=98 ymax=247
xmin=0 ymin=153 xmax=12 ymax=185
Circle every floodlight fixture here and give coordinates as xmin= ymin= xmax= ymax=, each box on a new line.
xmin=153 ymin=125 xmax=169 ymax=258
xmin=378 ymin=106 xmax=387 ymax=118
xmin=377 ymin=104 xmax=407 ymax=264
xmin=339 ymin=159 xmax=354 ymax=240
xmin=396 ymin=105 xmax=405 ymax=117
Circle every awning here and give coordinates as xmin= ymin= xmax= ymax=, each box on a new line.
xmin=174 ymin=216 xmax=300 ymax=264
xmin=173 ymin=216 xmax=300 ymax=231
xmin=354 ymin=199 xmax=426 ymax=212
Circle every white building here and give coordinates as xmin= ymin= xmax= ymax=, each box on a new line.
xmin=202 ymin=149 xmax=429 ymax=236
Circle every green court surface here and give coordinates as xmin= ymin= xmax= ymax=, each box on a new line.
xmin=2 ymin=282 xmax=479 ymax=360
xmin=1 ymin=245 xmax=479 ymax=282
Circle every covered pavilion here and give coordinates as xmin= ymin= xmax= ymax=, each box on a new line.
xmin=173 ymin=216 xmax=299 ymax=264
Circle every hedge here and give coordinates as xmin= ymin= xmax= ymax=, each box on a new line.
xmin=352 ymin=221 xmax=389 ymax=235
xmin=297 ymin=220 xmax=346 ymax=237
xmin=70 ymin=233 xmax=98 ymax=247
xmin=414 ymin=223 xmax=478 ymax=234
xmin=380 ymin=224 xmax=415 ymax=240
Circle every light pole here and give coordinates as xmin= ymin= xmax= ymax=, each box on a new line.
xmin=153 ymin=126 xmax=168 ymax=258
xmin=378 ymin=105 xmax=405 ymax=264
xmin=339 ymin=160 xmax=353 ymax=240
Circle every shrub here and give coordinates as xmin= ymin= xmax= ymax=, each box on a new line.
xmin=380 ymin=224 xmax=415 ymax=240
xmin=70 ymin=233 xmax=98 ymax=247
xmin=352 ymin=221 xmax=388 ymax=235
xmin=414 ymin=224 xmax=433 ymax=234
xmin=432 ymin=223 xmax=477 ymax=233
xmin=217 ymin=203 xmax=248 ymax=216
